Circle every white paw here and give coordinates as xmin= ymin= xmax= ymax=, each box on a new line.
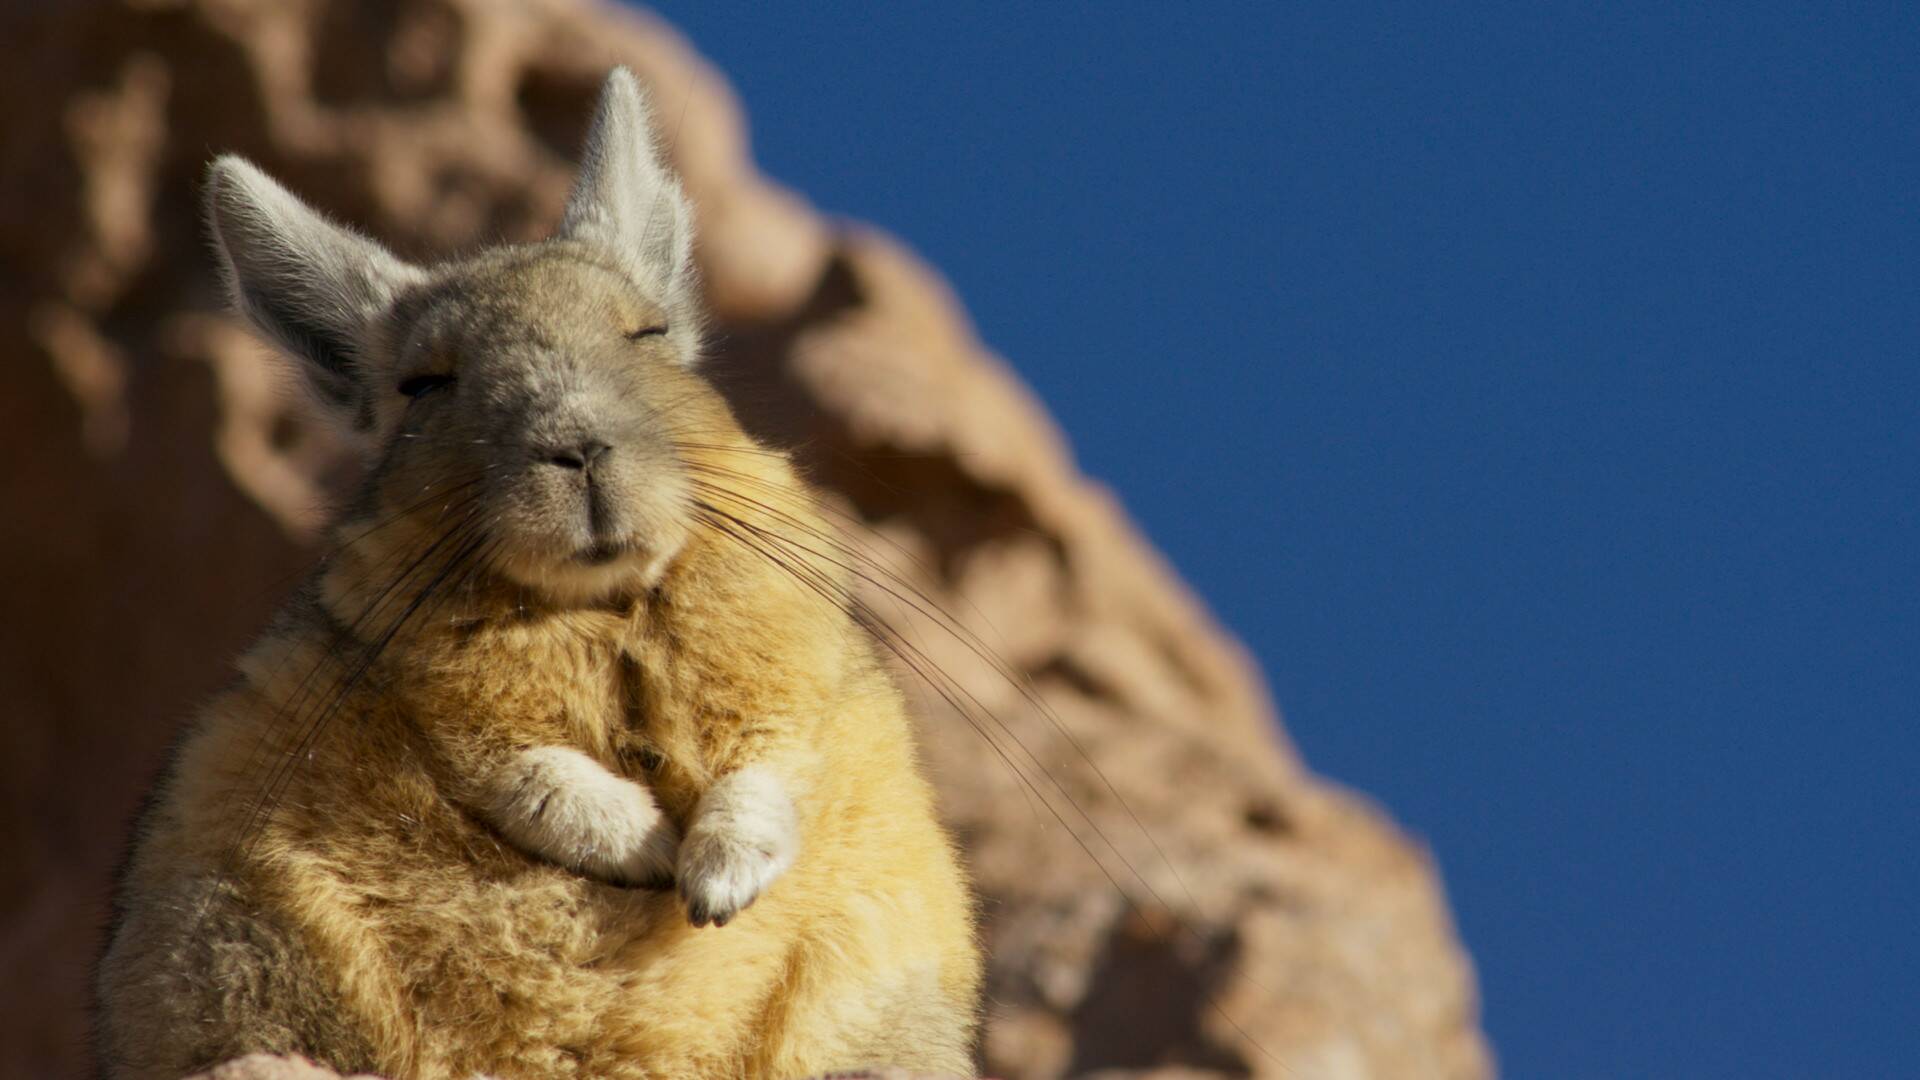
xmin=485 ymin=746 xmax=679 ymax=887
xmin=676 ymin=766 xmax=799 ymax=927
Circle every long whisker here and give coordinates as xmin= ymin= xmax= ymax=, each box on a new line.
xmin=688 ymin=471 xmax=1213 ymax=918
xmin=687 ymin=507 xmax=1049 ymax=805
xmin=694 ymin=471 xmax=1286 ymax=994
xmin=688 ymin=500 xmax=1052 ymax=823
xmin=689 ymin=503 xmax=1201 ymax=954
xmin=327 ymin=469 xmax=498 ymax=550
xmin=694 ymin=499 xmax=1163 ymax=890
xmin=670 ymin=440 xmax=796 ymax=459
xmin=237 ymin=467 xmax=498 ymax=611
xmin=250 ymin=512 xmax=490 ymax=819
xmin=195 ymin=508 xmax=491 ymax=933
xmin=212 ymin=489 xmax=486 ymax=796
xmin=688 ymin=499 xmax=1284 ymax=1071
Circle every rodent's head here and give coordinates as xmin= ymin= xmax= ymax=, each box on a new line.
xmin=207 ymin=69 xmax=735 ymax=606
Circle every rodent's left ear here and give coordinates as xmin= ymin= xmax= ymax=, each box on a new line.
xmin=559 ymin=68 xmax=700 ymax=349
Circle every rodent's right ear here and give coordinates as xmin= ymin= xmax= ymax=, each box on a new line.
xmin=204 ymin=155 xmax=423 ymax=426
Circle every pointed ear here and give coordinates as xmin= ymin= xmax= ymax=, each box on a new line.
xmin=205 ymin=155 xmax=422 ymax=423
xmin=558 ymin=68 xmax=699 ymax=333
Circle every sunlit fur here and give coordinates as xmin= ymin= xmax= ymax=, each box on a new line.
xmin=95 ymin=70 xmax=981 ymax=1080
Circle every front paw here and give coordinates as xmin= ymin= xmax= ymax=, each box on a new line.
xmin=486 ymin=746 xmax=679 ymax=887
xmin=676 ymin=767 xmax=798 ymax=927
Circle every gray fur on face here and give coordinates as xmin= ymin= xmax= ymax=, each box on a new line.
xmin=204 ymin=69 xmax=709 ymax=604
xmin=557 ymin=67 xmax=703 ymax=361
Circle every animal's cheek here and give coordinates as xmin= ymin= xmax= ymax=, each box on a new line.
xmin=490 ymin=471 xmax=591 ymax=539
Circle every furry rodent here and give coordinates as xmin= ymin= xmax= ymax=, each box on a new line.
xmin=95 ymin=69 xmax=981 ymax=1080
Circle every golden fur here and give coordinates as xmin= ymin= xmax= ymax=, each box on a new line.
xmin=96 ymin=70 xmax=980 ymax=1080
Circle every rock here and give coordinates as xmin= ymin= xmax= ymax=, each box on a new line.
xmin=0 ymin=1 xmax=1491 ymax=1078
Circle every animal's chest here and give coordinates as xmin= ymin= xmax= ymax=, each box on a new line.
xmin=449 ymin=609 xmax=749 ymax=819
xmin=602 ymin=636 xmax=722 ymax=821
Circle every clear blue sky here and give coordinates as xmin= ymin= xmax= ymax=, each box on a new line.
xmin=646 ymin=4 xmax=1918 ymax=1075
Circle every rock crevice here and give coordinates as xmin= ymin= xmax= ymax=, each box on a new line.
xmin=0 ymin=2 xmax=1490 ymax=1077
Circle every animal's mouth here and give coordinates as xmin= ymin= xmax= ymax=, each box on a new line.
xmin=574 ymin=539 xmax=633 ymax=566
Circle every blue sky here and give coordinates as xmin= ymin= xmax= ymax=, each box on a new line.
xmin=647 ymin=4 xmax=1918 ymax=1075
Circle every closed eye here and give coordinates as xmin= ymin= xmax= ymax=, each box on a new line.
xmin=398 ymin=373 xmax=455 ymax=399
xmin=626 ymin=324 xmax=669 ymax=340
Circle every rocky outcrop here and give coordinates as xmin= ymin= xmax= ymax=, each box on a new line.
xmin=0 ymin=2 xmax=1490 ymax=1078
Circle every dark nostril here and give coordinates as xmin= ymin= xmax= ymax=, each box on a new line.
xmin=546 ymin=440 xmax=611 ymax=471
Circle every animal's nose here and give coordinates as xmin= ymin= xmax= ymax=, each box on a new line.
xmin=545 ymin=439 xmax=612 ymax=471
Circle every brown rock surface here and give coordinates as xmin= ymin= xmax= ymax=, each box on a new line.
xmin=0 ymin=1 xmax=1491 ymax=1078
